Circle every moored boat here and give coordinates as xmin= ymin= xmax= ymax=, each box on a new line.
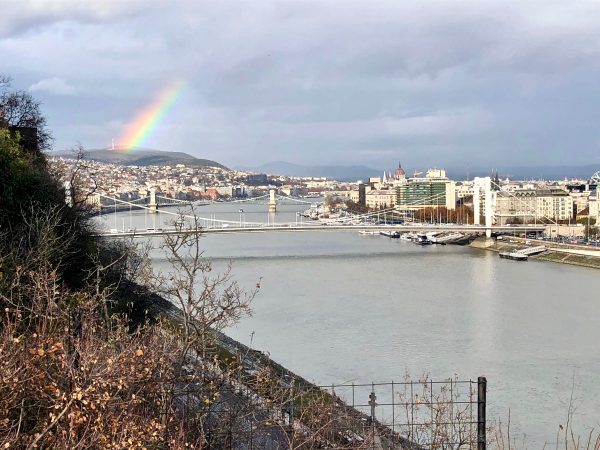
xmin=414 ymin=234 xmax=433 ymax=245
xmin=415 ymin=238 xmax=433 ymax=245
xmin=430 ymin=232 xmax=465 ymax=244
xmin=499 ymin=251 xmax=528 ymax=261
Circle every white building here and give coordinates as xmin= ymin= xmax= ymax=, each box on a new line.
xmin=365 ymin=189 xmax=396 ymax=209
xmin=589 ymin=190 xmax=599 ymax=222
xmin=495 ymin=188 xmax=574 ymax=223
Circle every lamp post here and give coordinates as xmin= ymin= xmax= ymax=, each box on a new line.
xmin=587 ymin=212 xmax=590 ymax=242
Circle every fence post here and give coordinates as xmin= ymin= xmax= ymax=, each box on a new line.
xmin=477 ymin=377 xmax=487 ymax=450
xmin=369 ymin=385 xmax=377 ymax=449
xmin=289 ymin=382 xmax=294 ymax=432
xmin=369 ymin=388 xmax=377 ymax=424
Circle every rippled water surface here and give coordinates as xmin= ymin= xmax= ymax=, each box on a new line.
xmin=97 ymin=203 xmax=600 ymax=446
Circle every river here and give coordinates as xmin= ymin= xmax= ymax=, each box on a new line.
xmin=96 ymin=202 xmax=600 ymax=447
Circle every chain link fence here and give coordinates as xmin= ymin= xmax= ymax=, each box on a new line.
xmin=195 ymin=376 xmax=487 ymax=450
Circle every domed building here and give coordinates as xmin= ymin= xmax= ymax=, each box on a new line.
xmin=394 ymin=162 xmax=406 ymax=181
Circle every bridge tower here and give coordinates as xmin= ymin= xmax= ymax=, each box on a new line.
xmin=149 ymin=188 xmax=158 ymax=213
xmin=268 ymin=189 xmax=277 ymax=212
xmin=473 ymin=177 xmax=494 ymax=237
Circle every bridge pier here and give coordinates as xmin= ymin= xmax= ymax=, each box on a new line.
xmin=269 ymin=189 xmax=277 ymax=213
xmin=473 ymin=177 xmax=494 ymax=238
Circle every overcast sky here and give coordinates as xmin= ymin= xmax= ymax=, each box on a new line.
xmin=2 ymin=0 xmax=600 ymax=170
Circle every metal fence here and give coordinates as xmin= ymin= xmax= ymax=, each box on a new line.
xmin=194 ymin=376 xmax=487 ymax=450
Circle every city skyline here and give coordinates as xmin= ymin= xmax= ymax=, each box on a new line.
xmin=3 ymin=1 xmax=600 ymax=169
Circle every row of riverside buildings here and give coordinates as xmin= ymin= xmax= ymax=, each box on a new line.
xmin=349 ymin=166 xmax=456 ymax=211
xmin=346 ymin=163 xmax=600 ymax=225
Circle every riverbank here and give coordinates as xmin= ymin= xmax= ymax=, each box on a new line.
xmin=142 ymin=287 xmax=406 ymax=449
xmin=470 ymin=236 xmax=600 ymax=269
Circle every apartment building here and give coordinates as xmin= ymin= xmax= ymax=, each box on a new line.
xmin=365 ymin=189 xmax=396 ymax=209
xmin=495 ymin=188 xmax=574 ymax=223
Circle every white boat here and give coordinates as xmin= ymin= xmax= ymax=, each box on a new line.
xmin=499 ymin=251 xmax=528 ymax=261
xmin=359 ymin=230 xmax=378 ymax=236
xmin=401 ymin=232 xmax=418 ymax=241
xmin=430 ymin=232 xmax=465 ymax=244
xmin=414 ymin=235 xmax=433 ymax=245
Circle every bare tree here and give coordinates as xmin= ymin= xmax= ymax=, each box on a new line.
xmin=0 ymin=200 xmax=208 ymax=449
xmin=0 ymin=76 xmax=53 ymax=151
xmin=0 ymin=74 xmax=9 ymax=90
xmin=155 ymin=209 xmax=256 ymax=369
xmin=49 ymin=143 xmax=101 ymax=210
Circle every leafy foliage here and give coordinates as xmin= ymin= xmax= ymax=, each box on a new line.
xmin=0 ymin=129 xmax=60 ymax=227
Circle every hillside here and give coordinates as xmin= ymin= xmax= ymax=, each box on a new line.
xmin=55 ymin=148 xmax=229 ymax=170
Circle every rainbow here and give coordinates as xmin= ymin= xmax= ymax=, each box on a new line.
xmin=117 ymin=80 xmax=185 ymax=152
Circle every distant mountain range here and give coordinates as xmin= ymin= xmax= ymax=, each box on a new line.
xmin=250 ymin=161 xmax=599 ymax=181
xmin=455 ymin=165 xmax=600 ymax=181
xmin=54 ymin=148 xmax=228 ymax=170
xmin=248 ymin=161 xmax=383 ymax=181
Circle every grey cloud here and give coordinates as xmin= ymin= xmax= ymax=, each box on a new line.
xmin=29 ymin=77 xmax=76 ymax=95
xmin=2 ymin=0 xmax=600 ymax=171
xmin=0 ymin=0 xmax=155 ymax=37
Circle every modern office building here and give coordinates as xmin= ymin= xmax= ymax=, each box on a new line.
xmin=395 ymin=169 xmax=456 ymax=210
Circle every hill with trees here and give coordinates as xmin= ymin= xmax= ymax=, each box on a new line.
xmin=56 ymin=148 xmax=229 ymax=170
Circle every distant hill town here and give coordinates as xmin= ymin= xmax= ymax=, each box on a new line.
xmin=55 ymin=148 xmax=228 ymax=170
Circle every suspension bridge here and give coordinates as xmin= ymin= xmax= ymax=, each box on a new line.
xmin=96 ymin=189 xmax=316 ymax=213
xmin=97 ymin=223 xmax=545 ymax=238
xmin=94 ymin=184 xmax=547 ymax=238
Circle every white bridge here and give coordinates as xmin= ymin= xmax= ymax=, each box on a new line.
xmin=98 ymin=223 xmax=545 ymax=238
xmin=95 ymin=189 xmax=317 ymax=215
xmin=95 ymin=191 xmax=545 ymax=238
xmin=95 ymin=180 xmax=550 ymax=239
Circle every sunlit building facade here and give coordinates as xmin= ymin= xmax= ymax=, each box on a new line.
xmin=395 ymin=169 xmax=456 ymax=210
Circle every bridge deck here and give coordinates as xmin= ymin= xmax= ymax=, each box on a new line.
xmin=99 ymin=224 xmax=546 ymax=238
